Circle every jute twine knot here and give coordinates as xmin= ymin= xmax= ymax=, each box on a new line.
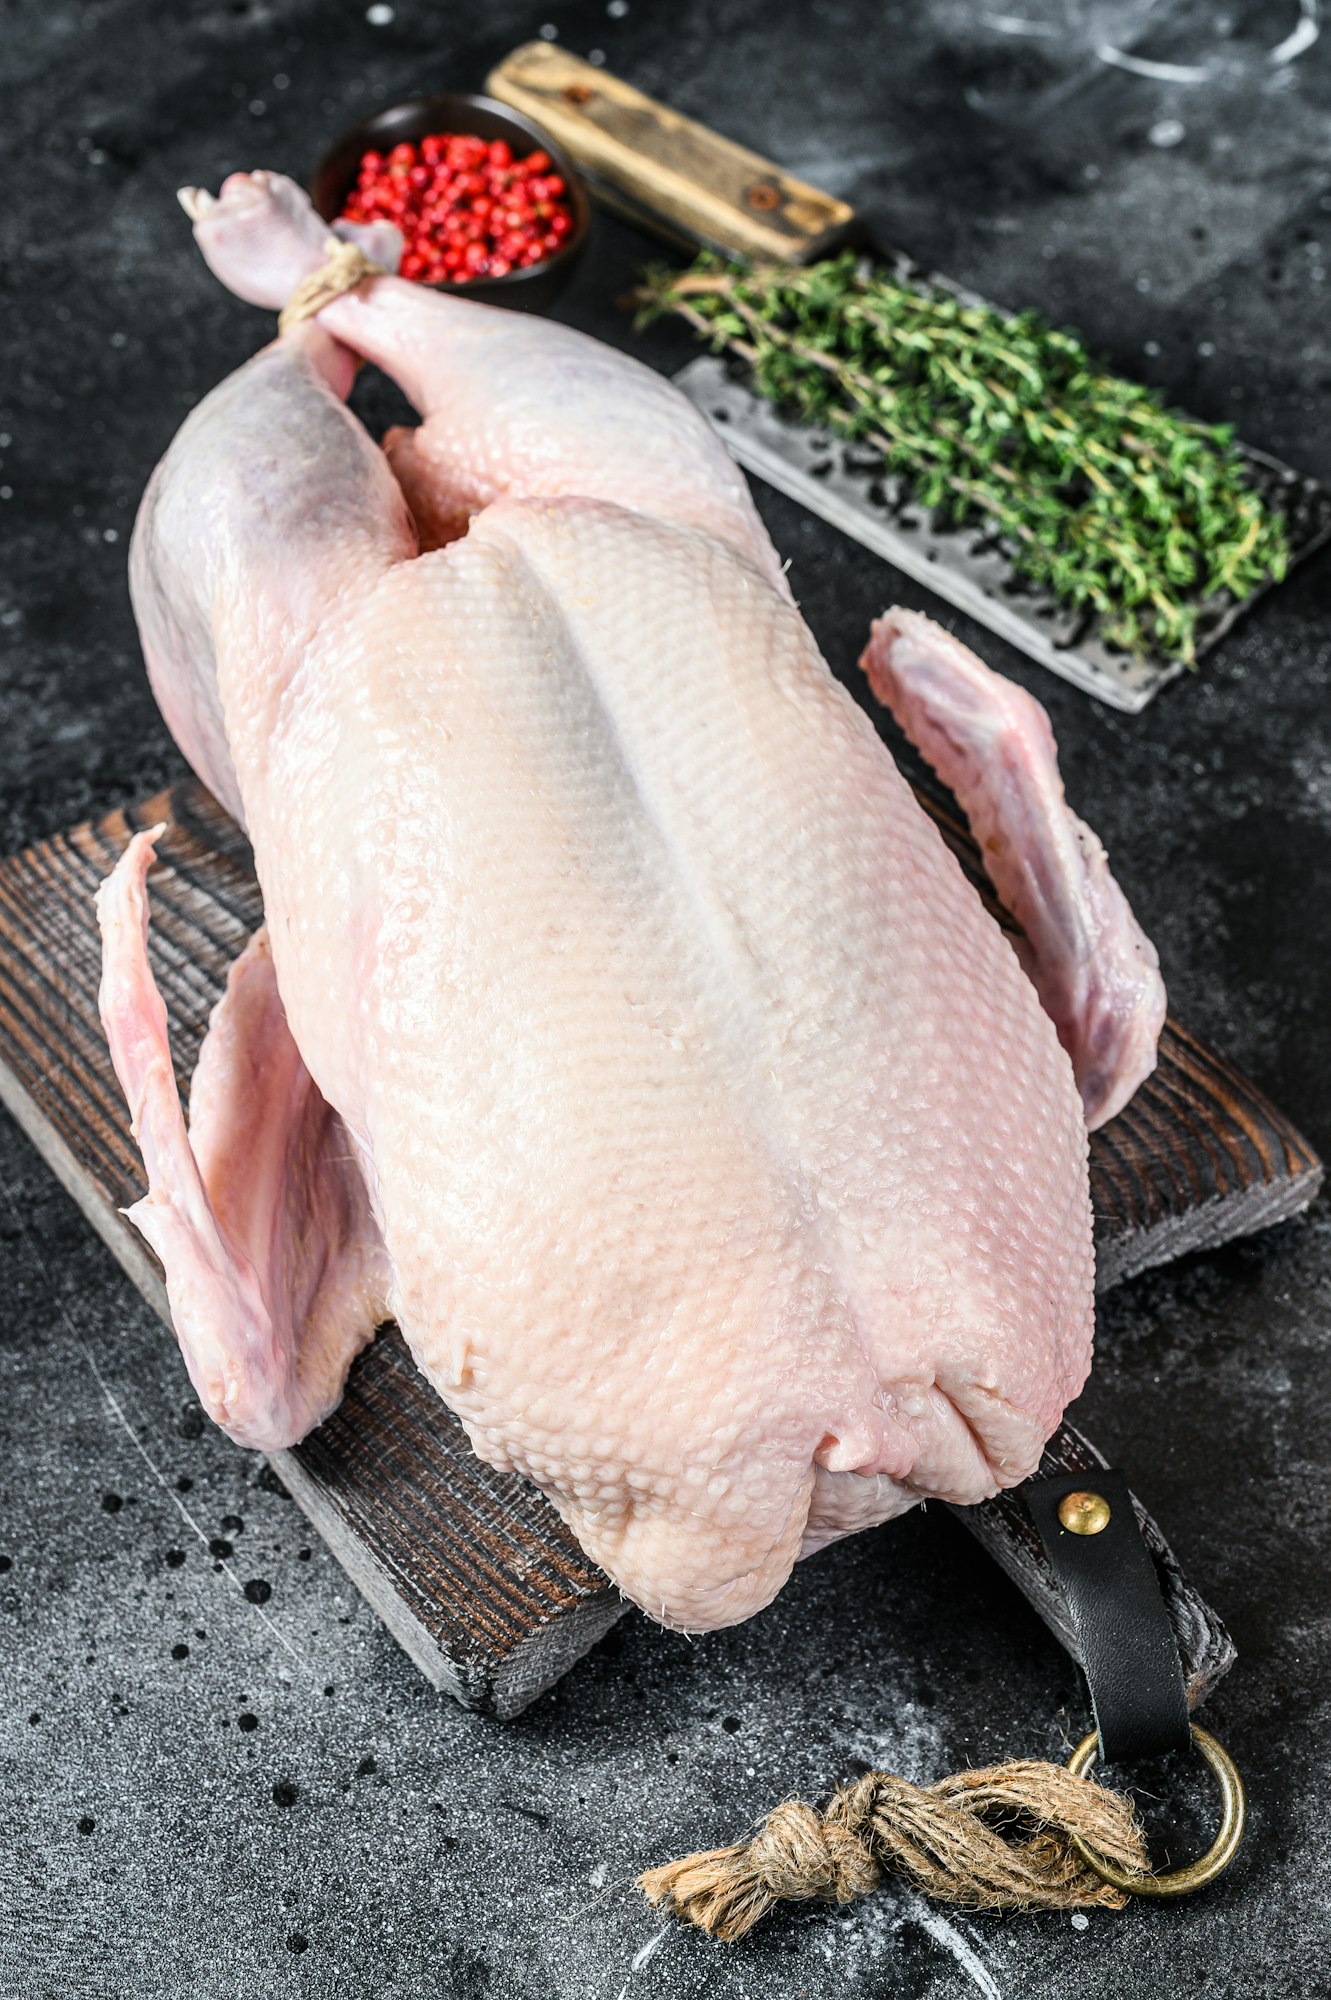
xmin=639 ymin=1759 xmax=1151 ymax=1942
xmin=748 ymin=1799 xmax=879 ymax=1903
xmin=278 ymin=239 xmax=386 ymax=335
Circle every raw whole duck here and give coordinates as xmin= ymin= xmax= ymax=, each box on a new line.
xmin=97 ymin=171 xmax=1160 ymax=1632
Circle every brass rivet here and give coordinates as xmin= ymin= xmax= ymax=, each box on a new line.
xmin=1058 ymin=1489 xmax=1112 ymax=1535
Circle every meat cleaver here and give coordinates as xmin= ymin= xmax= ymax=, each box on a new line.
xmin=489 ymin=42 xmax=1331 ymax=715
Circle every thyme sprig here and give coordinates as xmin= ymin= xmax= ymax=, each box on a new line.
xmin=636 ymin=253 xmax=1289 ymax=663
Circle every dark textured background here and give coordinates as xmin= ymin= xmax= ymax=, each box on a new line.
xmin=2 ymin=3 xmax=1329 ymax=1995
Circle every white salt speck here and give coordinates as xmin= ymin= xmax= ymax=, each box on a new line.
xmin=588 ymin=47 xmax=606 ymax=64
xmin=1144 ymin=339 xmax=1161 ymax=356
xmin=987 ymin=12 xmax=1058 ymax=33
xmin=1071 ymin=1911 xmax=1090 ymax=1931
xmin=910 ymin=1902 xmax=1003 ymax=1998
xmin=273 ymin=72 xmax=290 ymax=88
xmin=109 ymin=330 xmax=127 ymax=348
xmin=103 ymin=528 xmax=119 ymax=543
xmin=745 ymin=1765 xmax=756 ymax=1776
xmin=366 ymin=2 xmax=394 ymax=22
xmin=0 ymin=434 xmax=11 ymax=448
xmin=1198 ymin=340 xmax=1216 ymax=357
xmin=0 ymin=487 xmax=12 ymax=501
xmin=1149 ymin=118 xmax=1185 ymax=148
xmin=539 ymin=21 xmax=558 ymax=39
xmin=1082 ymin=162 xmax=1101 ymax=181
xmin=630 ymin=1927 xmax=670 ymax=1973
xmin=250 ymin=99 xmax=266 ymax=115
xmin=587 ymin=1861 xmax=606 ymax=1887
xmin=607 ymin=0 xmax=628 ymax=14
xmin=1136 ymin=275 xmax=1151 ymax=292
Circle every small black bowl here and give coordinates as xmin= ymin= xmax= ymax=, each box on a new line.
xmin=311 ymin=91 xmax=592 ymax=312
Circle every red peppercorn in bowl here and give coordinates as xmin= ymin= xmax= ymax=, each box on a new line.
xmin=311 ymin=92 xmax=592 ymax=311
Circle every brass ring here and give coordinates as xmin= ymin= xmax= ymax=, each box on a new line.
xmin=1066 ymin=1723 xmax=1245 ymax=1897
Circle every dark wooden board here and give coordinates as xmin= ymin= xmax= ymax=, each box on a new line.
xmin=0 ymin=781 xmax=1317 ymax=1713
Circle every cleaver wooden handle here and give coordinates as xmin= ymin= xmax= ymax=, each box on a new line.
xmin=486 ymin=41 xmax=857 ymax=262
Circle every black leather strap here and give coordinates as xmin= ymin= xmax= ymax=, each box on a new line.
xmin=1025 ymin=1469 xmax=1191 ymax=1764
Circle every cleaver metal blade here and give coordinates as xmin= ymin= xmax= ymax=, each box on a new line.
xmin=675 ymin=350 xmax=1331 ymax=714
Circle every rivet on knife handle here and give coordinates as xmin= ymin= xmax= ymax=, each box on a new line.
xmin=486 ymin=42 xmax=857 ymax=263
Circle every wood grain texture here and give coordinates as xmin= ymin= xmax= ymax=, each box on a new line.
xmin=486 ymin=43 xmax=856 ymax=264
xmin=0 ymin=780 xmax=1316 ymax=1713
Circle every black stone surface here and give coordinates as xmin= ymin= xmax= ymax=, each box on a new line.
xmin=2 ymin=3 xmax=1329 ymax=1996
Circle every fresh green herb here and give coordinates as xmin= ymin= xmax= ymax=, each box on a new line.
xmin=635 ymin=252 xmax=1289 ymax=663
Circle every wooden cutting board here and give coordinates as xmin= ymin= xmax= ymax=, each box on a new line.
xmin=0 ymin=778 xmax=1318 ymax=1714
